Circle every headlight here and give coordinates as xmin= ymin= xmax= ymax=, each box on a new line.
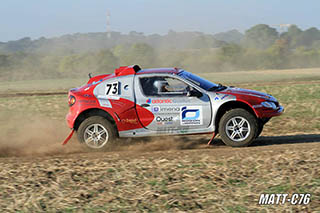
xmin=261 ymin=101 xmax=277 ymax=109
xmin=68 ymin=95 xmax=76 ymax=106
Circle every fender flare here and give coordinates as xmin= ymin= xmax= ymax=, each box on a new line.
xmin=213 ymin=100 xmax=258 ymax=132
xmin=73 ymin=108 xmax=119 ymax=131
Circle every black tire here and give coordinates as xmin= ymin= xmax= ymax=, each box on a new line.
xmin=219 ymin=108 xmax=258 ymax=147
xmin=77 ymin=116 xmax=117 ymax=150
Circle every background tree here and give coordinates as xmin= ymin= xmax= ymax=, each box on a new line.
xmin=243 ymin=24 xmax=279 ymax=49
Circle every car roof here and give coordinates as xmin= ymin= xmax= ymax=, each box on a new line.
xmin=137 ymin=67 xmax=180 ymax=75
xmin=112 ymin=65 xmax=181 ymax=78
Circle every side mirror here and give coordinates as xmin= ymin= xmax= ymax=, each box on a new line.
xmin=187 ymin=89 xmax=203 ymax=98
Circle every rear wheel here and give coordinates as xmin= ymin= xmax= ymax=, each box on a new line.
xmin=77 ymin=116 xmax=117 ymax=150
xmin=219 ymin=109 xmax=258 ymax=147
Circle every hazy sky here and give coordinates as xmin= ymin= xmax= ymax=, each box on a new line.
xmin=0 ymin=0 xmax=318 ymax=42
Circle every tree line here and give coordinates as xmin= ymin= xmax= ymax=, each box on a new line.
xmin=1 ymin=24 xmax=320 ymax=81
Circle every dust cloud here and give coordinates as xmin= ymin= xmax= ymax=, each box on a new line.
xmin=0 ymin=112 xmax=211 ymax=158
xmin=0 ymin=114 xmax=84 ymax=157
xmin=112 ymin=136 xmax=210 ymax=153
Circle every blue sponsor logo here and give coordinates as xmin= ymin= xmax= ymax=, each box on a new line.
xmin=152 ymin=106 xmax=160 ymax=112
xmin=180 ymin=106 xmax=202 ymax=125
xmin=181 ymin=106 xmax=200 ymax=120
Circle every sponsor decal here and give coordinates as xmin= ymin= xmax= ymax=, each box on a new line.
xmin=179 ymin=129 xmax=189 ymax=134
xmin=215 ymin=94 xmax=229 ymax=101
xmin=92 ymin=79 xmax=103 ymax=85
xmin=152 ymin=106 xmax=180 ymax=113
xmin=172 ymin=99 xmax=193 ymax=103
xmin=180 ymin=106 xmax=203 ymax=125
xmin=221 ymin=94 xmax=229 ymax=100
xmin=253 ymin=104 xmax=263 ymax=108
xmin=146 ymin=98 xmax=173 ymax=104
xmin=152 ymin=106 xmax=160 ymax=113
xmin=98 ymin=99 xmax=112 ymax=108
xmin=84 ymin=94 xmax=93 ymax=98
xmin=86 ymin=79 xmax=103 ymax=88
xmin=79 ymin=100 xmax=96 ymax=104
xmin=156 ymin=127 xmax=178 ymax=133
xmin=155 ymin=116 xmax=174 ymax=125
xmin=104 ymin=95 xmax=120 ymax=100
xmin=122 ymin=118 xmax=138 ymax=124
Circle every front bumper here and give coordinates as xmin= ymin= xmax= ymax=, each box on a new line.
xmin=257 ymin=105 xmax=284 ymax=118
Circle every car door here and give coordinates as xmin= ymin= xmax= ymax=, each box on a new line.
xmin=134 ymin=74 xmax=212 ymax=133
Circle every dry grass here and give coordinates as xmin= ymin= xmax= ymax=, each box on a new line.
xmin=1 ymin=67 xmax=320 ymax=93
xmin=0 ymin=141 xmax=319 ymax=212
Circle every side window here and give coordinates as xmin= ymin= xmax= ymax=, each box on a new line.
xmin=140 ymin=76 xmax=189 ymax=96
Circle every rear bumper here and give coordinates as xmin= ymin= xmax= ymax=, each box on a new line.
xmin=66 ymin=112 xmax=75 ymax=129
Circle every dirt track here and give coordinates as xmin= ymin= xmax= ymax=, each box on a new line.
xmin=0 ymin=134 xmax=319 ymax=212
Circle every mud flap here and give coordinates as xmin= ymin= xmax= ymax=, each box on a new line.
xmin=207 ymin=132 xmax=216 ymax=145
xmin=62 ymin=129 xmax=75 ymax=145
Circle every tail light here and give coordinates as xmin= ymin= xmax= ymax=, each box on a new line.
xmin=68 ymin=95 xmax=76 ymax=106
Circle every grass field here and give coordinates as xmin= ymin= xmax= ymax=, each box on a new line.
xmin=0 ymin=68 xmax=319 ymax=212
xmin=1 ymin=67 xmax=320 ymax=93
xmin=1 ymin=68 xmax=320 ymax=135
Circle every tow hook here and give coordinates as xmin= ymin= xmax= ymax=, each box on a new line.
xmin=62 ymin=129 xmax=75 ymax=145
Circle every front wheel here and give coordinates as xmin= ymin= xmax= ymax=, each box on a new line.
xmin=77 ymin=116 xmax=117 ymax=150
xmin=219 ymin=109 xmax=258 ymax=147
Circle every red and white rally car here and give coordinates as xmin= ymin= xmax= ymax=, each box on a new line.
xmin=63 ymin=65 xmax=283 ymax=149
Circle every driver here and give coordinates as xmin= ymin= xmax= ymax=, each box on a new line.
xmin=153 ymin=80 xmax=170 ymax=93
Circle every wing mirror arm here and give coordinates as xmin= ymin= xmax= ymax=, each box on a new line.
xmin=187 ymin=89 xmax=203 ymax=98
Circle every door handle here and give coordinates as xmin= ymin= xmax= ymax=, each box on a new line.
xmin=140 ymin=104 xmax=150 ymax=108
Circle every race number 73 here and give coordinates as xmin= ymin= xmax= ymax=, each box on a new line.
xmin=106 ymin=82 xmax=119 ymax=95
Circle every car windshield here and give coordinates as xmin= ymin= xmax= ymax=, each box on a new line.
xmin=178 ymin=70 xmax=226 ymax=91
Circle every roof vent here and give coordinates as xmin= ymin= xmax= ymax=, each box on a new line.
xmin=132 ymin=65 xmax=141 ymax=72
xmin=115 ymin=65 xmax=142 ymax=76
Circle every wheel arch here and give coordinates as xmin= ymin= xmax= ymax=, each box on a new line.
xmin=214 ymin=100 xmax=258 ymax=133
xmin=73 ymin=108 xmax=118 ymax=133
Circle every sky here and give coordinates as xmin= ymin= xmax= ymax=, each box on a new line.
xmin=0 ymin=0 xmax=319 ymax=42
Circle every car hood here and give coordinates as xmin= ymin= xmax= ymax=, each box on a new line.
xmin=222 ymin=87 xmax=276 ymax=101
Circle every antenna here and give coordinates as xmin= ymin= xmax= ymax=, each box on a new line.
xmin=106 ymin=10 xmax=111 ymax=39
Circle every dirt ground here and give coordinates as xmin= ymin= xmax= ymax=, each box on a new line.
xmin=0 ymin=133 xmax=319 ymax=212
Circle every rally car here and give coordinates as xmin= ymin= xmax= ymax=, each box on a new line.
xmin=63 ymin=65 xmax=283 ymax=149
